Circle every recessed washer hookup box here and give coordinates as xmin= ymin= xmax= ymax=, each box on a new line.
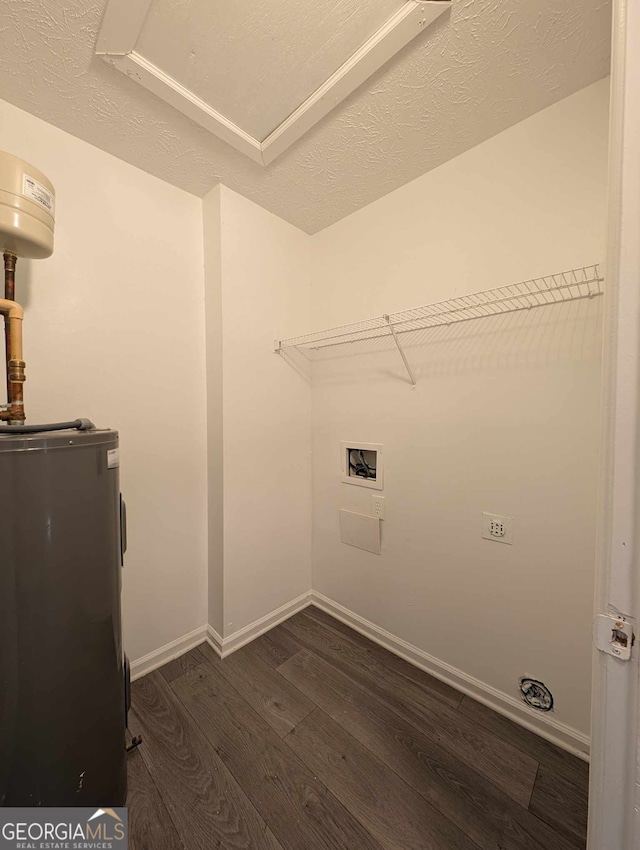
xmin=341 ymin=441 xmax=384 ymax=490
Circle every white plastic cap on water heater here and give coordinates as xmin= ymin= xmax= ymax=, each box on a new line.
xmin=0 ymin=151 xmax=55 ymax=259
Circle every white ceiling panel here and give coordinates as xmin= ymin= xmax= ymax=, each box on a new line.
xmin=136 ymin=0 xmax=407 ymax=141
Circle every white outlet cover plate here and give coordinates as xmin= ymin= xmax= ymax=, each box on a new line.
xmin=482 ymin=512 xmax=513 ymax=545
xmin=372 ymin=494 xmax=385 ymax=520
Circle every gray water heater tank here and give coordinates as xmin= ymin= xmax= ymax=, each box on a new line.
xmin=0 ymin=428 xmax=127 ymax=806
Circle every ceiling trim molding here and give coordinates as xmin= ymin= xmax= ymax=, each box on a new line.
xmin=96 ymin=0 xmax=451 ymax=166
xmin=103 ymin=51 xmax=264 ymax=162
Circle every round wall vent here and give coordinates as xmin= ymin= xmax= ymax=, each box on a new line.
xmin=519 ymin=677 xmax=554 ymax=712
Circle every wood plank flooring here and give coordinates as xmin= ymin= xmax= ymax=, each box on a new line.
xmin=127 ymin=607 xmax=589 ymax=850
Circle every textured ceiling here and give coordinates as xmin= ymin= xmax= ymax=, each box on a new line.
xmin=136 ymin=0 xmax=406 ymax=141
xmin=0 ymin=0 xmax=611 ymax=233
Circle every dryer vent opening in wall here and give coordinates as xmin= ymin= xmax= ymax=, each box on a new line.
xmin=341 ymin=442 xmax=384 ymax=491
xmin=519 ymin=678 xmax=554 ymax=712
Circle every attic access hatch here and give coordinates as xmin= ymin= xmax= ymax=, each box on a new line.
xmin=95 ymin=0 xmax=451 ymax=165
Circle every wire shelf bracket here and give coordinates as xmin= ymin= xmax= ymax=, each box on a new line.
xmin=385 ymin=314 xmax=416 ymax=386
xmin=274 ymin=263 xmax=604 ymax=386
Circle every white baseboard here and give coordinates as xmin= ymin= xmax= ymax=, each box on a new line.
xmin=205 ymin=624 xmax=224 ymax=658
xmin=310 ymin=590 xmax=590 ymax=761
xmin=128 ymin=590 xmax=589 ymax=761
xmin=129 ymin=594 xmax=311 ymax=676
xmin=129 ymin=624 xmax=208 ymax=681
xmin=216 ymin=591 xmax=313 ymax=658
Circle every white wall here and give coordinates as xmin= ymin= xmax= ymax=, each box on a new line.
xmin=202 ymin=185 xmax=312 ymax=639
xmin=310 ymin=79 xmax=609 ymax=740
xmin=0 ymin=98 xmax=208 ymax=663
xmin=0 ymin=77 xmax=609 ymax=745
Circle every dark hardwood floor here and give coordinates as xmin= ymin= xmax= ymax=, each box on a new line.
xmin=127 ymin=607 xmax=589 ymax=850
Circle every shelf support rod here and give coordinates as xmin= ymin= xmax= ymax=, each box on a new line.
xmin=384 ymin=314 xmax=416 ymax=387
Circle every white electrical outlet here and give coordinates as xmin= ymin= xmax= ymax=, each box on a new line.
xmin=482 ymin=512 xmax=513 ymax=544
xmin=372 ymin=494 xmax=385 ymax=520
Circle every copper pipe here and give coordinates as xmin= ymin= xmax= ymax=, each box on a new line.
xmin=4 ymin=252 xmax=15 ymax=300
xmin=3 ymin=252 xmax=16 ymax=413
xmin=8 ymin=374 xmax=24 ymax=423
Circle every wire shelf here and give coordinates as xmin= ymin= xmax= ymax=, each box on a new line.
xmin=274 ymin=264 xmax=604 ymax=386
xmin=278 ymin=263 xmax=603 ymax=348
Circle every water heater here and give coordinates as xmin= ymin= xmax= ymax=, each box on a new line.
xmin=0 ymin=152 xmax=128 ymax=806
xmin=0 ymin=429 xmax=127 ymax=805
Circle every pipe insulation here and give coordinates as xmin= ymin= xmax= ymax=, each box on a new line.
xmin=0 ymin=299 xmax=24 ymax=358
xmin=0 ymin=297 xmax=25 ymax=423
xmin=4 ymin=252 xmax=15 ymax=406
